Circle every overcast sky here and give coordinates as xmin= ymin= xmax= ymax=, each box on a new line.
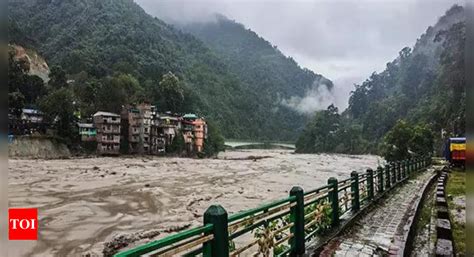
xmin=136 ymin=0 xmax=462 ymax=109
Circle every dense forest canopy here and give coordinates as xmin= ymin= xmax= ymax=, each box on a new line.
xmin=8 ymin=0 xmax=332 ymax=141
xmin=181 ymin=15 xmax=333 ymax=140
xmin=296 ymin=5 xmax=465 ymax=159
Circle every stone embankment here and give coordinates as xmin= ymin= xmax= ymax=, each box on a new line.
xmin=319 ymin=167 xmax=438 ymax=256
xmin=9 ymin=136 xmax=70 ymax=159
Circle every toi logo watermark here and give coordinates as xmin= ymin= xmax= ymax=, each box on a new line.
xmin=9 ymin=208 xmax=38 ymax=240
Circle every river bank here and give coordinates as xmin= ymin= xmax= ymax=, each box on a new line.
xmin=9 ymin=149 xmax=381 ymax=256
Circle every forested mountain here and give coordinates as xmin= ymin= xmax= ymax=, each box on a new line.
xmin=8 ymin=0 xmax=332 ymax=141
xmin=183 ymin=16 xmax=332 ymax=105
xmin=180 ymin=16 xmax=333 ymax=140
xmin=296 ymin=5 xmax=465 ymax=157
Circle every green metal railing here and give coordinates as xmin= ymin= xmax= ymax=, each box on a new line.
xmin=115 ymin=156 xmax=432 ymax=257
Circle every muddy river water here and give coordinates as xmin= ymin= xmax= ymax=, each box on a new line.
xmin=8 ymin=149 xmax=382 ymax=257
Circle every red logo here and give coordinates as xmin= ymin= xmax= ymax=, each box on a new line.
xmin=9 ymin=208 xmax=38 ymax=240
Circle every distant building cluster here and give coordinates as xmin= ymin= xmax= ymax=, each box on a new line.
xmin=8 ymin=108 xmax=48 ymax=135
xmin=86 ymin=103 xmax=208 ymax=155
xmin=9 ymin=103 xmax=208 ymax=156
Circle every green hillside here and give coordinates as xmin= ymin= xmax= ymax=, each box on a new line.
xmin=296 ymin=5 xmax=465 ymax=156
xmin=182 ymin=15 xmax=333 ymax=140
xmin=8 ymin=0 xmax=331 ymax=141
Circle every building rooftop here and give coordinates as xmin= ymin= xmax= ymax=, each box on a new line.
xmin=183 ymin=113 xmax=198 ymax=119
xmin=77 ymin=123 xmax=94 ymax=128
xmin=93 ymin=111 xmax=120 ymax=117
xmin=22 ymin=108 xmax=43 ymax=115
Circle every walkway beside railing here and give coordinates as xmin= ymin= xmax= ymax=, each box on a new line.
xmin=318 ymin=166 xmax=437 ymax=256
xmin=115 ymin=157 xmax=432 ymax=257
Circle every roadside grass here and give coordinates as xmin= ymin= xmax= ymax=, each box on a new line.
xmin=417 ymin=185 xmax=434 ymax=230
xmin=446 ymin=169 xmax=465 ymax=255
xmin=411 ymin=182 xmax=435 ymax=255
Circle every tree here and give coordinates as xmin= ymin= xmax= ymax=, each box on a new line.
xmin=39 ymin=88 xmax=76 ymax=143
xmin=382 ymin=120 xmax=413 ymax=161
xmin=96 ymin=73 xmax=143 ymax=113
xmin=48 ymin=66 xmax=68 ymax=89
xmin=202 ymin=120 xmax=225 ymax=157
xmin=20 ymin=75 xmax=47 ymax=104
xmin=410 ymin=124 xmax=434 ymax=156
xmin=8 ymin=48 xmax=47 ymax=114
xmin=167 ymin=133 xmax=185 ymax=155
xmin=157 ymin=72 xmax=185 ymax=112
xmin=296 ymin=105 xmax=340 ymax=153
xmin=382 ymin=120 xmax=434 ymax=161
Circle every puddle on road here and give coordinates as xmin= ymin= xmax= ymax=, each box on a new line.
xmin=9 ymin=150 xmax=381 ymax=256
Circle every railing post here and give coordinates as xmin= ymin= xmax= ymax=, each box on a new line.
xmin=406 ymin=160 xmax=410 ymax=177
xmin=407 ymin=159 xmax=411 ymax=177
xmin=328 ymin=177 xmax=339 ymax=227
xmin=351 ymin=171 xmax=360 ymax=212
xmin=367 ymin=169 xmax=374 ymax=200
xmin=290 ymin=186 xmax=305 ymax=256
xmin=203 ymin=205 xmax=229 ymax=257
xmin=402 ymin=160 xmax=406 ymax=179
xmin=391 ymin=162 xmax=396 ymax=185
xmin=377 ymin=166 xmax=384 ymax=193
xmin=397 ymin=161 xmax=402 ymax=182
xmin=384 ymin=164 xmax=391 ymax=189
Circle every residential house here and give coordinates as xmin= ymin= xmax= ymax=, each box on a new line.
xmin=21 ymin=108 xmax=44 ymax=123
xmin=121 ymin=103 xmax=152 ymax=154
xmin=150 ymin=108 xmax=166 ymax=154
xmin=93 ymin=111 xmax=121 ymax=155
xmin=160 ymin=114 xmax=181 ymax=146
xmin=77 ymin=123 xmax=96 ymax=142
xmin=182 ymin=114 xmax=207 ymax=153
xmin=8 ymin=108 xmax=47 ymax=135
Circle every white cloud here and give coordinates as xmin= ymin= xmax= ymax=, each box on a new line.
xmin=136 ymin=0 xmax=463 ymax=111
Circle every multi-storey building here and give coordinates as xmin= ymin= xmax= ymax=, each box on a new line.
xmin=182 ymin=114 xmax=207 ymax=153
xmin=121 ymin=103 xmax=152 ymax=154
xmin=93 ymin=111 xmax=121 ymax=155
xmin=77 ymin=123 xmax=96 ymax=142
xmin=150 ymin=108 xmax=165 ymax=154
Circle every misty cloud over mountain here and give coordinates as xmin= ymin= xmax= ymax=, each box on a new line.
xmin=136 ymin=0 xmax=461 ymax=110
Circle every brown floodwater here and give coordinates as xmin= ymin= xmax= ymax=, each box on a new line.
xmin=8 ymin=149 xmax=382 ymax=257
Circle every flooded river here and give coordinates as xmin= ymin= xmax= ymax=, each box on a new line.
xmin=8 ymin=150 xmax=382 ymax=256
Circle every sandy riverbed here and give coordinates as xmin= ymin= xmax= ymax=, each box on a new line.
xmin=8 ymin=149 xmax=382 ymax=257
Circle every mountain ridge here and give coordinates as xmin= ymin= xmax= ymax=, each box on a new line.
xmin=8 ymin=0 xmax=333 ymax=141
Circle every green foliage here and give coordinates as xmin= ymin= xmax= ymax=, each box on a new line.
xmin=202 ymin=120 xmax=225 ymax=157
xmin=296 ymin=105 xmax=340 ymax=153
xmin=382 ymin=120 xmax=434 ymax=161
xmin=303 ymin=200 xmax=332 ymax=235
xmin=95 ymin=73 xmax=143 ymax=113
xmin=296 ymin=105 xmax=370 ymax=154
xmin=184 ymin=16 xmax=333 ymax=141
xmin=296 ymin=5 xmax=465 ymax=157
xmin=39 ymin=87 xmax=77 ymax=144
xmin=8 ymin=0 xmax=327 ymax=141
xmin=156 ymin=72 xmax=185 ymax=112
xmin=48 ymin=66 xmax=68 ymax=90
xmin=166 ymin=134 xmax=185 ymax=155
xmin=8 ymin=47 xmax=47 ymax=114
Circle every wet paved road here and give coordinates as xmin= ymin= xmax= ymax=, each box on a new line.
xmin=319 ymin=168 xmax=436 ymax=257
